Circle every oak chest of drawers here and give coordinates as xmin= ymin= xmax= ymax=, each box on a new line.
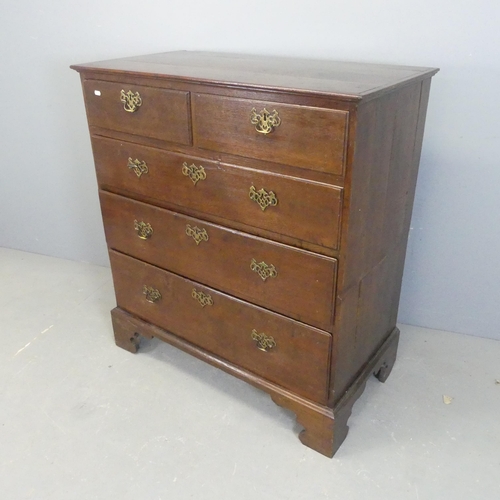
xmin=71 ymin=52 xmax=438 ymax=457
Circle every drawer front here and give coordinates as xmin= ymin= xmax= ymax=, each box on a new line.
xmin=82 ymin=79 xmax=191 ymax=145
xmin=192 ymin=93 xmax=348 ymax=175
xmin=101 ymin=191 xmax=337 ymax=331
xmin=92 ymin=136 xmax=342 ymax=250
xmin=110 ymin=250 xmax=331 ymax=403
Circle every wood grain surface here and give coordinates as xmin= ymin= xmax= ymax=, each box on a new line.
xmin=72 ymin=51 xmax=438 ymax=101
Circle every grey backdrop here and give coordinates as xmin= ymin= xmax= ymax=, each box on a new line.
xmin=1 ymin=1 xmax=499 ymax=340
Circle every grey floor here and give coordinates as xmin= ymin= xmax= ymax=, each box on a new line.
xmin=1 ymin=247 xmax=499 ymax=500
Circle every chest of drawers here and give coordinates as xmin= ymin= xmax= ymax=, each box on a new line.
xmin=71 ymin=52 xmax=438 ymax=457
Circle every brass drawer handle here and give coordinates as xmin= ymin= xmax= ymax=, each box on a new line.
xmin=249 ymin=186 xmax=278 ymax=211
xmin=251 ymin=329 xmax=276 ymax=351
xmin=250 ymin=259 xmax=277 ymax=281
xmin=185 ymin=224 xmax=209 ymax=245
xmin=192 ymin=288 xmax=213 ymax=307
xmin=134 ymin=220 xmax=153 ymax=240
xmin=143 ymin=285 xmax=161 ymax=303
xmin=120 ymin=89 xmax=142 ymax=112
xmin=250 ymin=108 xmax=281 ymax=135
xmin=182 ymin=162 xmax=206 ymax=185
xmin=127 ymin=157 xmax=148 ymax=178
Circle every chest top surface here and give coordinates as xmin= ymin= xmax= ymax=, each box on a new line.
xmin=71 ymin=51 xmax=438 ymax=101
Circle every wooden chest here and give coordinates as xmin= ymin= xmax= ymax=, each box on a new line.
xmin=71 ymin=52 xmax=438 ymax=457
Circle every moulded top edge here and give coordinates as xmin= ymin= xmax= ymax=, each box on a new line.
xmin=71 ymin=51 xmax=439 ymax=102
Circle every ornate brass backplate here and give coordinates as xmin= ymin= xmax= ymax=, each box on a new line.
xmin=249 ymin=186 xmax=278 ymax=211
xmin=250 ymin=108 xmax=281 ymax=134
xmin=185 ymin=224 xmax=209 ymax=245
xmin=127 ymin=158 xmax=148 ymax=178
xmin=250 ymin=258 xmax=277 ymax=281
xmin=182 ymin=162 xmax=206 ymax=185
xmin=143 ymin=285 xmax=161 ymax=303
xmin=134 ymin=220 xmax=153 ymax=240
xmin=251 ymin=329 xmax=277 ymax=351
xmin=120 ymin=90 xmax=142 ymax=112
xmin=192 ymin=288 xmax=214 ymax=307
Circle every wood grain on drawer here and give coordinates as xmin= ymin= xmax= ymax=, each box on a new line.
xmin=192 ymin=93 xmax=348 ymax=175
xmin=82 ymin=79 xmax=191 ymax=145
xmin=92 ymin=136 xmax=342 ymax=250
xmin=109 ymin=250 xmax=331 ymax=403
xmin=101 ymin=191 xmax=337 ymax=331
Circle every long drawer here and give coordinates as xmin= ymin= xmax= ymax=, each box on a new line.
xmin=92 ymin=136 xmax=343 ymax=250
xmin=109 ymin=250 xmax=331 ymax=403
xmin=101 ymin=191 xmax=337 ymax=331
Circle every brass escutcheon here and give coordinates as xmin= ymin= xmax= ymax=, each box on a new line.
xmin=134 ymin=220 xmax=153 ymax=240
xmin=250 ymin=259 xmax=277 ymax=281
xmin=127 ymin=158 xmax=149 ymax=178
xmin=143 ymin=285 xmax=161 ymax=303
xmin=249 ymin=185 xmax=278 ymax=211
xmin=251 ymin=329 xmax=277 ymax=352
xmin=120 ymin=90 xmax=142 ymax=112
xmin=185 ymin=224 xmax=209 ymax=245
xmin=182 ymin=162 xmax=206 ymax=185
xmin=192 ymin=288 xmax=213 ymax=307
xmin=250 ymin=107 xmax=281 ymax=134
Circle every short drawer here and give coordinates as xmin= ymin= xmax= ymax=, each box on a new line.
xmin=110 ymin=250 xmax=331 ymax=403
xmin=101 ymin=191 xmax=337 ymax=331
xmin=92 ymin=136 xmax=343 ymax=250
xmin=82 ymin=79 xmax=191 ymax=145
xmin=192 ymin=93 xmax=348 ymax=175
